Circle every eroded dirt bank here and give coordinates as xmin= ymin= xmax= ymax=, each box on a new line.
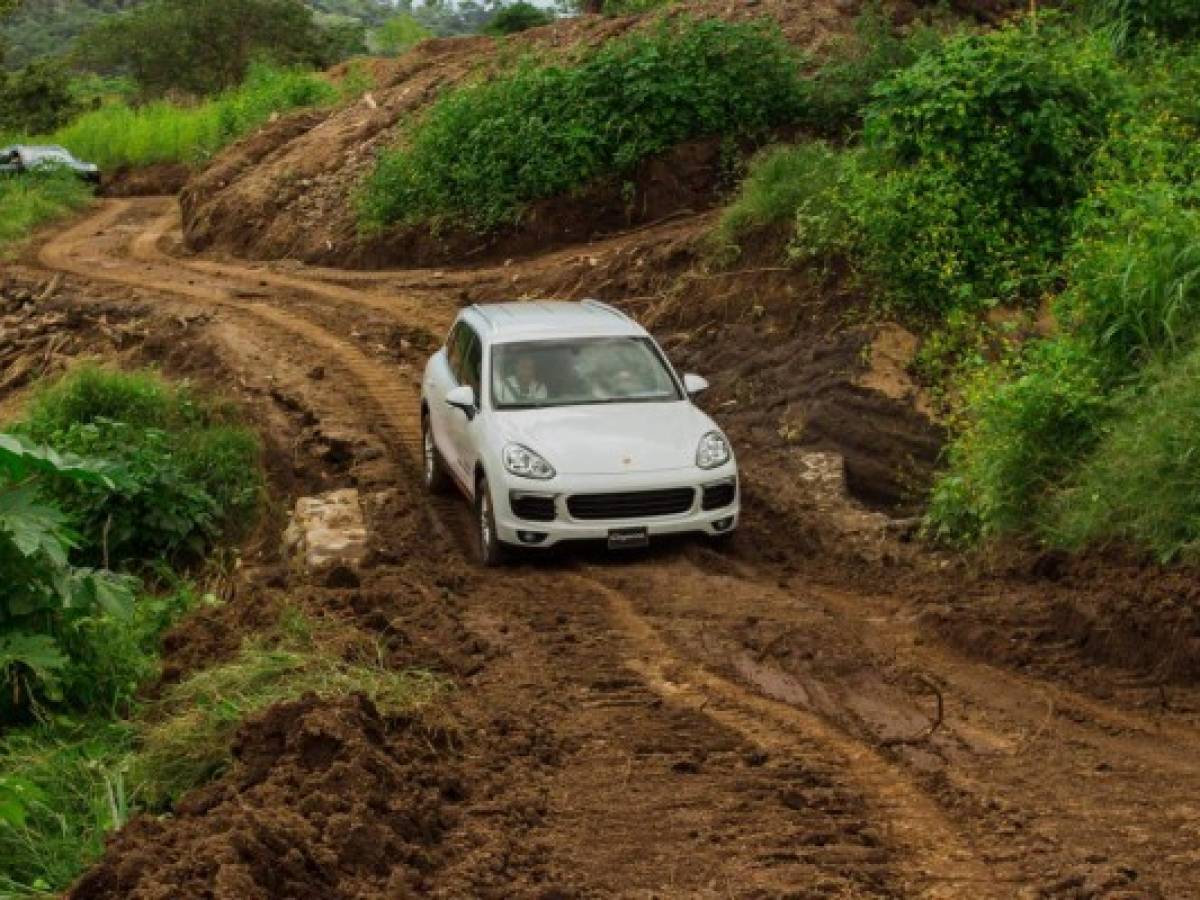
xmin=10 ymin=198 xmax=1200 ymax=898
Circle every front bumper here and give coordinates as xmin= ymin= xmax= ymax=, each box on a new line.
xmin=492 ymin=465 xmax=739 ymax=548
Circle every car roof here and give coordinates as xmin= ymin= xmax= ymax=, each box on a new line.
xmin=463 ymin=300 xmax=646 ymax=342
xmin=8 ymin=145 xmax=71 ymax=154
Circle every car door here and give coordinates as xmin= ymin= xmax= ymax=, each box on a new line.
xmin=446 ymin=327 xmax=484 ymax=494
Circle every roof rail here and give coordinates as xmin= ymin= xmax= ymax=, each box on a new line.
xmin=581 ymin=298 xmax=635 ymax=323
xmin=468 ymin=303 xmax=498 ymax=331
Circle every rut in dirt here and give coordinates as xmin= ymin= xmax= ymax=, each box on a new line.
xmin=29 ymin=197 xmax=1200 ymax=899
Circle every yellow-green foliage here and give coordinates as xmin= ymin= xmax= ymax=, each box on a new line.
xmin=37 ymin=64 xmax=337 ymax=170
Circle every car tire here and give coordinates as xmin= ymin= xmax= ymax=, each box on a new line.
xmin=475 ymin=474 xmax=509 ymax=567
xmin=422 ymin=414 xmax=451 ymax=494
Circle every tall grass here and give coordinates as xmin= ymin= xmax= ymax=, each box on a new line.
xmin=1046 ymin=345 xmax=1200 ymax=560
xmin=0 ymin=170 xmax=92 ymax=254
xmin=36 ymin=64 xmax=337 ymax=171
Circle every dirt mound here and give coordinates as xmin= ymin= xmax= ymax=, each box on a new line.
xmin=69 ymin=694 xmax=468 ymax=900
xmin=180 ymin=0 xmax=865 ymax=267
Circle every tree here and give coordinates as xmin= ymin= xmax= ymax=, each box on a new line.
xmin=0 ymin=59 xmax=79 ymax=132
xmin=76 ymin=0 xmax=327 ymax=97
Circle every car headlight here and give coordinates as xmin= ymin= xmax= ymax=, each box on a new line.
xmin=503 ymin=443 xmax=556 ymax=480
xmin=696 ymin=431 xmax=731 ymax=469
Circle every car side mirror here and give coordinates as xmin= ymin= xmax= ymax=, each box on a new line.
xmin=446 ymin=385 xmax=477 ymax=419
xmin=683 ymin=374 xmax=709 ymax=397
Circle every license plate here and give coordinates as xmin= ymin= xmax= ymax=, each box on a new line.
xmin=607 ymin=527 xmax=649 ymax=550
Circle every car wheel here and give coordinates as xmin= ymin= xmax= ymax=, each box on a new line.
xmin=422 ymin=414 xmax=450 ymax=494
xmin=476 ymin=474 xmax=508 ymax=567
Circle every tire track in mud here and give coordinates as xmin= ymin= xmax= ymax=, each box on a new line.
xmin=39 ymin=198 xmax=1008 ymax=895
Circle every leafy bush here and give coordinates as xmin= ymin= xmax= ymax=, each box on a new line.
xmin=42 ymin=64 xmax=337 ymax=170
xmin=371 ymin=13 xmax=432 ymax=55
xmin=710 ymin=142 xmax=857 ymax=264
xmin=801 ymin=1 xmax=942 ymax=135
xmin=486 ymin=2 xmax=553 ymax=36
xmin=0 ymin=435 xmax=138 ymax=716
xmin=0 ymin=59 xmax=79 ymax=134
xmin=359 ymin=18 xmax=805 ymax=232
xmin=0 ymin=169 xmax=92 ymax=255
xmin=926 ymin=339 xmax=1111 ymax=544
xmin=1045 ymin=346 xmax=1200 ymax=560
xmin=857 ymin=22 xmax=1128 ymax=311
xmin=17 ymin=366 xmax=264 ymax=565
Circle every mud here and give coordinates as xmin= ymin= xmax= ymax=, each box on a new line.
xmin=13 ymin=199 xmax=1200 ymax=898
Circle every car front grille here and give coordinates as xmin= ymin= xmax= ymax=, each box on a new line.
xmin=510 ymin=492 xmax=557 ymax=522
xmin=567 ymin=488 xmax=696 ymax=521
xmin=701 ymin=479 xmax=737 ymax=511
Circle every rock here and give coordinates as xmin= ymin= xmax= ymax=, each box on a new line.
xmin=283 ymin=488 xmax=368 ymax=573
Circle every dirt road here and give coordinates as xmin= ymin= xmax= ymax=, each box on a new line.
xmin=27 ymin=197 xmax=1200 ymax=898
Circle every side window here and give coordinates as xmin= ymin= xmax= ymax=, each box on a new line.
xmin=445 ymin=322 xmax=466 ymax=378
xmin=461 ymin=332 xmax=483 ymax=401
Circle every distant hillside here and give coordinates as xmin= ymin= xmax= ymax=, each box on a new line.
xmin=1 ymin=0 xmax=401 ymax=68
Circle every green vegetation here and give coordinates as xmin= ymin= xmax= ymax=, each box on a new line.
xmin=76 ymin=0 xmax=334 ymax=96
xmin=17 ymin=366 xmax=264 ymax=566
xmin=14 ymin=63 xmax=336 ymax=171
xmin=702 ymin=8 xmax=1200 ymax=560
xmin=2 ymin=366 xmax=260 ymax=719
xmin=370 ymin=12 xmax=432 ymax=55
xmin=485 ymin=1 xmax=552 ymax=35
xmin=131 ymin=635 xmax=444 ymax=807
xmin=0 ymin=611 xmax=441 ymax=894
xmin=0 ymin=169 xmax=92 ymax=255
xmin=712 ymin=142 xmax=855 ymax=264
xmin=359 ymin=18 xmax=804 ymax=232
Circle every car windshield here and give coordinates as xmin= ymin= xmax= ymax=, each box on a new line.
xmin=491 ymin=337 xmax=681 ymax=409
xmin=25 ymin=147 xmax=76 ymax=165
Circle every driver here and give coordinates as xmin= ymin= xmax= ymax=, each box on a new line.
xmin=496 ymin=351 xmax=548 ymax=404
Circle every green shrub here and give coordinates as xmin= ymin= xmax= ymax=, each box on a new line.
xmin=486 ymin=1 xmax=553 ymax=35
xmin=858 ymin=22 xmax=1128 ymax=311
xmin=926 ymin=339 xmax=1110 ymax=544
xmin=709 ymin=142 xmax=858 ymax=265
xmin=0 ymin=434 xmax=138 ymax=717
xmin=0 ymin=59 xmax=79 ymax=134
xmin=801 ymin=1 xmax=942 ymax=135
xmin=0 ymin=169 xmax=92 ymax=255
xmin=17 ymin=366 xmax=264 ymax=565
xmin=1045 ymin=346 xmax=1200 ymax=559
xmin=370 ymin=13 xmax=431 ymax=55
xmin=359 ymin=18 xmax=805 ymax=232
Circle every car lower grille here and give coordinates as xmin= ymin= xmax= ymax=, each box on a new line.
xmin=567 ymin=488 xmax=695 ymax=521
xmin=702 ymin=480 xmax=737 ymax=511
xmin=510 ymin=493 xmax=557 ymax=522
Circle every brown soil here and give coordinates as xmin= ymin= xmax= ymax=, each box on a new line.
xmin=3 ymin=195 xmax=1195 ymax=897
xmin=103 ymin=163 xmax=193 ymax=198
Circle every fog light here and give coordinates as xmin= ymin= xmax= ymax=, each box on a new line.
xmin=517 ymin=530 xmax=548 ymax=544
xmin=712 ymin=517 xmax=734 ymax=533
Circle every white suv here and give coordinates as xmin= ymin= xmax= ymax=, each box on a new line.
xmin=420 ymin=300 xmax=739 ymax=565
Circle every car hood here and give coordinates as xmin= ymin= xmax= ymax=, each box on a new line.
xmin=496 ymin=402 xmax=719 ymax=475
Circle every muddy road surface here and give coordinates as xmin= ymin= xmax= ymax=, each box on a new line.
xmin=23 ymin=197 xmax=1200 ymax=898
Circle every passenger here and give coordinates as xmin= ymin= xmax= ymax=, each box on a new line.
xmin=496 ymin=351 xmax=549 ymax=404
